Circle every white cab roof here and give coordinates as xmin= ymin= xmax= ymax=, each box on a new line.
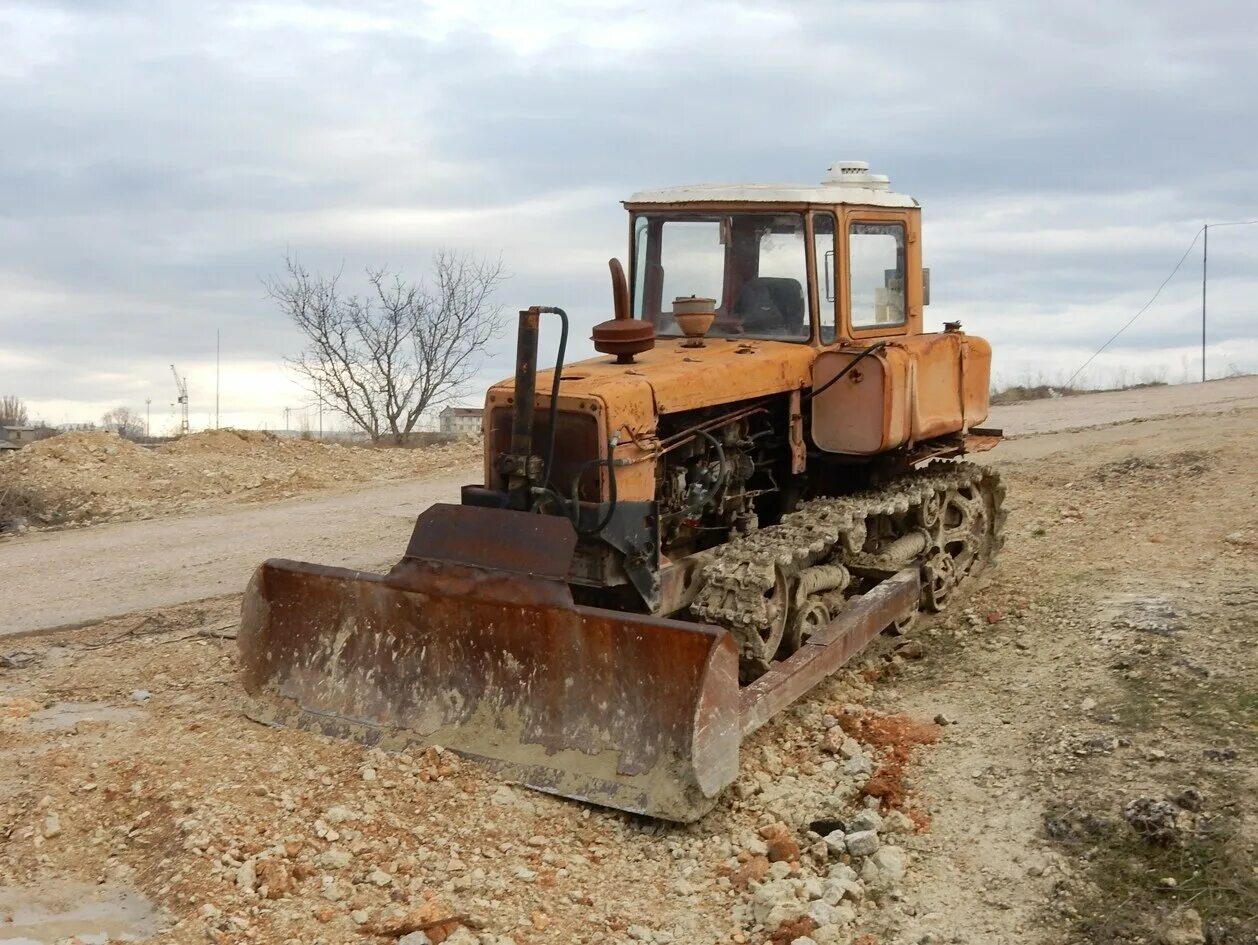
xmin=626 ymin=161 xmax=917 ymax=209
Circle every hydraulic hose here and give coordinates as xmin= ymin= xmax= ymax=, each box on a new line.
xmin=804 ymin=342 xmax=888 ymax=401
xmin=571 ymin=453 xmax=618 ymax=536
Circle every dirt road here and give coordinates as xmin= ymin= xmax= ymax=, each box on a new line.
xmin=0 ymin=470 xmax=475 ymax=637
xmin=1 ymin=376 xmax=1254 ymax=638
xmin=987 ymin=373 xmax=1258 ymax=436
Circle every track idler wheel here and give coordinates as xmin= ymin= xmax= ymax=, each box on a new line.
xmin=923 ymin=552 xmax=956 ymax=612
xmin=737 ymin=564 xmax=792 ymax=682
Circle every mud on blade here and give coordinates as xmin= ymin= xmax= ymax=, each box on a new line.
xmin=237 ymin=505 xmax=740 ymax=822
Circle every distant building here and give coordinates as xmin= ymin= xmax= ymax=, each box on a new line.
xmin=438 ymin=406 xmax=482 ymax=436
xmin=0 ymin=426 xmax=37 ymax=452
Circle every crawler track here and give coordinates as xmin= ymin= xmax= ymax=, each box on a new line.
xmin=691 ymin=461 xmax=1006 ymax=679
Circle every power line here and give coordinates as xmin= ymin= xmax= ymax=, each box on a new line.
xmin=1065 ymin=227 xmax=1204 ymax=388
xmin=1065 ymin=217 xmax=1258 ymax=388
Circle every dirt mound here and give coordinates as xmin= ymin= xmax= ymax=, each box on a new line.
xmin=0 ymin=429 xmax=480 ymax=529
xmin=160 ymin=428 xmax=281 ymax=456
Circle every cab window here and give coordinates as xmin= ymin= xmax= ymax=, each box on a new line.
xmin=849 ymin=222 xmax=906 ymax=328
xmin=813 ymin=213 xmax=837 ymax=342
xmin=632 ymin=212 xmax=810 ymax=342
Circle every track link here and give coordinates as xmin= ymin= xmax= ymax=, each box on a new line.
xmin=691 ymin=461 xmax=1006 ymax=680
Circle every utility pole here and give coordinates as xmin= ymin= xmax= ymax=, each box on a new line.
xmin=1201 ymin=223 xmax=1208 ymax=383
xmin=216 ymin=329 xmax=221 ymax=429
xmin=284 ymin=406 xmax=291 ymax=431
xmin=145 ymin=397 xmax=151 ymax=437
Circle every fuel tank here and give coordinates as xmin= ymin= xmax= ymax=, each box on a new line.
xmin=810 ymin=331 xmax=991 ymax=455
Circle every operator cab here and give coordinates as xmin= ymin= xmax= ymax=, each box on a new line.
xmin=625 ymin=161 xmax=923 ymax=346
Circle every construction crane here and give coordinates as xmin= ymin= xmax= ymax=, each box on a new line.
xmin=170 ymin=364 xmax=189 ymax=436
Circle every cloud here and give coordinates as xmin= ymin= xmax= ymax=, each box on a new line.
xmin=0 ymin=0 xmax=1255 ymax=430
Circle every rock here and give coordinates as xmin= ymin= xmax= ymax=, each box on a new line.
xmin=235 ymin=859 xmax=258 ymax=891
xmin=350 ymin=908 xmax=370 ymax=924
xmin=869 ymin=845 xmax=907 ymax=884
xmin=1123 ymin=798 xmax=1185 ymax=845
xmin=896 ymin=640 xmax=926 ymax=660
xmin=752 ymin=878 xmax=803 ymax=927
xmin=324 ymin=805 xmax=356 ymax=824
xmin=822 ymin=830 xmax=846 ymax=858
xmin=399 ymin=934 xmax=432 ymax=945
xmin=627 ymin=927 xmax=653 ymax=941
xmin=1173 ymin=788 xmax=1205 ymax=812
xmin=806 ymin=900 xmax=839 ymax=926
xmin=791 ymin=938 xmax=818 ymax=945
xmin=847 ymin=809 xmax=882 ymax=834
xmin=361 ymin=767 xmax=377 ymax=782
xmin=256 ymin=859 xmax=293 ymax=899
xmin=41 ymin=813 xmax=61 ymax=839
xmin=881 ymin=810 xmax=914 ymax=835
xmin=844 ymin=830 xmax=880 ymax=857
xmin=131 ymin=689 xmax=151 ymax=702
xmin=1161 ymin=907 xmax=1205 ymax=945
xmin=316 ymin=848 xmax=353 ymax=869
xmin=759 ymin=822 xmax=801 ymax=863
xmin=842 ymin=755 xmax=872 ymax=776
xmin=368 ymin=868 xmax=393 ymax=886
xmin=444 ymin=930 xmax=479 ymax=945
xmin=730 ymin=855 xmax=770 ymax=889
xmin=768 ymin=860 xmax=793 ymax=881
xmin=932 ymin=712 xmax=954 ymax=726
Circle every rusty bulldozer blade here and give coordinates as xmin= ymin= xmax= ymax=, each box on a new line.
xmin=239 ymin=504 xmax=920 ymax=822
xmin=239 ymin=504 xmax=740 ymax=822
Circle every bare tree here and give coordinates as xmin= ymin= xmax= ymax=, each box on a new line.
xmin=0 ymin=395 xmax=28 ymax=427
xmin=268 ymin=253 xmax=505 ymax=445
xmin=102 ymin=406 xmax=144 ymax=439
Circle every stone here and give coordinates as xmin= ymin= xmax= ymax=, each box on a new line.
xmin=752 ymin=878 xmax=803 ymax=927
xmin=882 ymin=810 xmax=914 ymax=835
xmin=361 ymin=767 xmax=377 ymax=782
xmin=730 ymin=855 xmax=770 ymax=889
xmin=1123 ymin=798 xmax=1184 ymax=845
xmin=806 ymin=900 xmax=839 ymax=926
xmin=256 ymin=860 xmax=293 ymax=899
xmin=791 ymin=938 xmax=819 ymax=945
xmin=316 ymin=848 xmax=352 ymax=869
xmin=350 ymin=908 xmax=370 ymax=924
xmin=759 ymin=822 xmax=801 ymax=863
xmin=444 ymin=930 xmax=479 ymax=945
xmin=768 ymin=860 xmax=793 ymax=881
xmin=398 ymin=934 xmax=432 ymax=945
xmin=869 ymin=845 xmax=907 ymax=884
xmin=844 ymin=830 xmax=880 ymax=857
xmin=368 ymin=869 xmax=392 ymax=886
xmin=41 ymin=813 xmax=61 ymax=839
xmin=235 ymin=859 xmax=258 ymax=891
xmin=842 ymin=755 xmax=872 ymax=776
xmin=1161 ymin=908 xmax=1205 ymax=945
xmin=847 ymin=809 xmax=882 ymax=834
xmin=131 ymin=689 xmax=151 ymax=702
xmin=324 ymin=806 xmax=356 ymax=824
xmin=822 ymin=830 xmax=846 ymax=858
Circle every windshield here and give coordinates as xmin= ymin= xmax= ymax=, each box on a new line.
xmin=632 ymin=212 xmax=810 ymax=341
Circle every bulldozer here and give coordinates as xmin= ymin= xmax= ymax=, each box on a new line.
xmin=239 ymin=161 xmax=1005 ymax=822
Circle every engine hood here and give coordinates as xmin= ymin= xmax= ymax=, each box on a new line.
xmin=489 ymin=335 xmax=816 ymax=425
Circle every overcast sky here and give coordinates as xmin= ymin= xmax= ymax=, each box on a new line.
xmin=2 ymin=0 xmax=1255 ymax=433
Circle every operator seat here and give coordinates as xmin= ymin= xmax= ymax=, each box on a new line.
xmin=734 ymin=277 xmax=805 ymax=336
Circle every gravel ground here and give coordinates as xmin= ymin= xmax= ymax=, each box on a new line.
xmin=1 ymin=386 xmax=1255 ymax=945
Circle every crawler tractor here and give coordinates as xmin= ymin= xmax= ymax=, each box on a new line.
xmin=240 ymin=161 xmax=1006 ymax=822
